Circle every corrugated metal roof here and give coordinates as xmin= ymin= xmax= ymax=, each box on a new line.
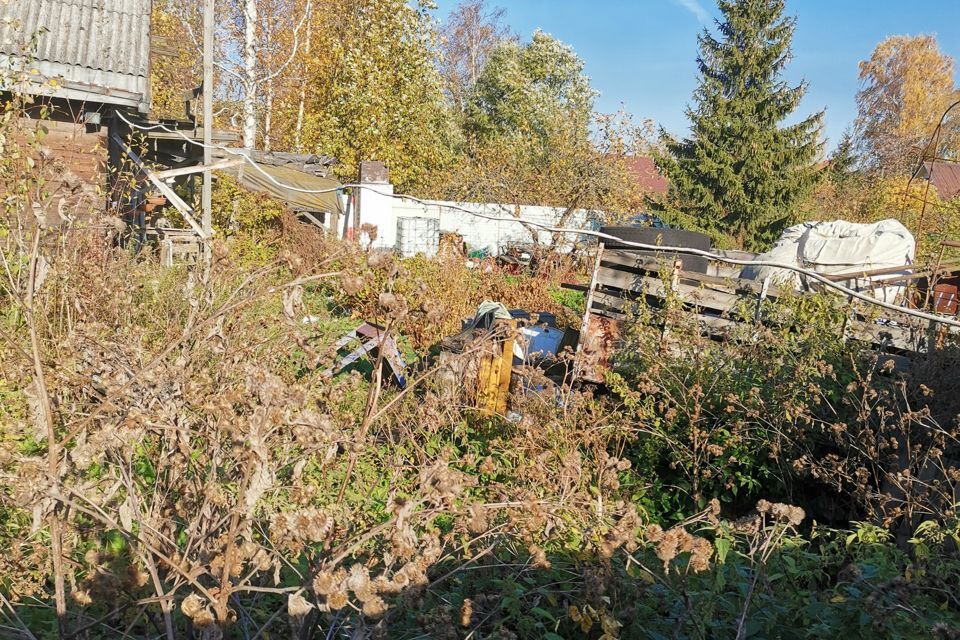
xmin=924 ymin=161 xmax=960 ymax=201
xmin=0 ymin=0 xmax=151 ymax=110
xmin=623 ymin=156 xmax=669 ymax=196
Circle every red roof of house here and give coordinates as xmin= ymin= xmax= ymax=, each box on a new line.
xmin=923 ymin=161 xmax=960 ymax=200
xmin=623 ymin=156 xmax=669 ymax=195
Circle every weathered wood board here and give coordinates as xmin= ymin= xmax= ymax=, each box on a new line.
xmin=573 ymin=245 xmax=942 ymax=383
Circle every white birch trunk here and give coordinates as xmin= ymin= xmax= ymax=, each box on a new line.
xmin=242 ymin=0 xmax=259 ymax=149
xmin=264 ymin=78 xmax=273 ymax=152
xmin=294 ymin=2 xmax=312 ymax=153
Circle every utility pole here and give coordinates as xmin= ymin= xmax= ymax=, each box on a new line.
xmin=202 ymin=0 xmax=214 ymax=248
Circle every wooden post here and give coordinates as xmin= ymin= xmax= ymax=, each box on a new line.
xmin=572 ymin=242 xmax=605 ymax=382
xmin=754 ymin=276 xmax=770 ymax=323
xmin=495 ymin=324 xmax=516 ymax=414
xmin=202 ymin=0 xmax=214 ymax=255
xmin=840 ymin=293 xmax=854 ymax=345
xmin=923 ymin=242 xmax=948 ymax=312
xmin=111 ymin=134 xmax=207 ymax=238
xmin=661 ymin=258 xmax=683 ymax=343
xmin=670 ymin=258 xmax=682 ymax=293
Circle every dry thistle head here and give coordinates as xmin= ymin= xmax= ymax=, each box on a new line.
xmin=181 ymin=593 xmax=206 ymax=620
xmin=341 ymin=274 xmax=365 ymax=295
xmin=528 ymin=544 xmax=551 ymax=569
xmin=460 ymin=598 xmax=473 ymax=627
xmin=644 ymin=524 xmax=664 ymax=543
xmin=757 ymin=500 xmax=805 ymax=527
xmin=313 ymin=567 xmax=347 ymax=596
xmin=287 ymin=592 xmax=313 ymax=618
xmin=362 ymin=595 xmax=387 ymax=618
xmin=467 ymin=504 xmax=489 ymax=535
xmin=378 ymin=292 xmax=409 ymax=319
xmin=479 ymin=456 xmax=497 ymax=475
xmin=326 ymin=590 xmax=349 ymax=610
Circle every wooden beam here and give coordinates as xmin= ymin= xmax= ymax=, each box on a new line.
xmin=574 ymin=242 xmax=605 ymax=381
xmin=849 ymin=299 xmax=923 ymax=329
xmin=202 ymin=0 xmax=214 ymax=244
xmin=851 ymin=268 xmax=960 ymax=288
xmin=594 ymin=267 xmax=742 ymax=314
xmin=144 ymin=127 xmax=241 ymax=144
xmin=589 ymin=291 xmax=743 ymax=334
xmin=152 ymin=159 xmax=243 ymax=180
xmin=151 ymin=36 xmax=179 ymax=58
xmin=590 ymin=287 xmax=919 ymax=352
xmin=601 ymin=248 xmax=787 ymax=297
xmin=847 ymin=319 xmax=920 ymax=352
xmin=111 ymin=134 xmax=209 ymax=239
xmin=822 ymin=264 xmax=924 ymax=281
xmin=297 ymin=211 xmax=326 ymax=230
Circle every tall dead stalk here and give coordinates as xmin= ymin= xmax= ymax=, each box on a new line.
xmin=25 ymin=229 xmax=67 ymax=637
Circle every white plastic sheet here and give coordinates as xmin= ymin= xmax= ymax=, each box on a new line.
xmin=741 ymin=219 xmax=915 ymax=303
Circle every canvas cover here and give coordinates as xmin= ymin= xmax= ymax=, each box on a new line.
xmin=741 ymin=219 xmax=915 ymax=303
xmin=223 ymin=161 xmax=344 ymax=215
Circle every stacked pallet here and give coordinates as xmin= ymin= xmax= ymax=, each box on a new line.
xmin=572 ymin=243 xmax=932 ymax=383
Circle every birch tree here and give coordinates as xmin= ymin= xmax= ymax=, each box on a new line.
xmin=438 ymin=0 xmax=513 ymax=113
xmin=854 ymin=35 xmax=959 ymax=174
xmin=434 ymin=32 xmax=647 ymax=227
xmin=241 ymin=0 xmax=259 ymax=148
xmin=268 ymin=0 xmax=454 ymax=192
xmin=465 ymin=30 xmax=595 ymax=145
xmin=220 ymin=0 xmax=312 ymax=149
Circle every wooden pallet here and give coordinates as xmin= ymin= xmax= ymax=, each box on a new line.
xmin=571 ymin=244 xmax=943 ymax=383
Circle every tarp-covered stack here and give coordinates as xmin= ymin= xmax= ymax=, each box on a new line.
xmin=741 ymin=219 xmax=916 ymax=303
xmin=214 ymin=150 xmax=344 ymax=217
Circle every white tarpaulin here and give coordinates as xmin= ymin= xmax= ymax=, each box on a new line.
xmin=741 ymin=219 xmax=915 ymax=303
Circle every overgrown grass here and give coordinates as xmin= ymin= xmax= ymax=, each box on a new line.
xmin=1 ymin=212 xmax=959 ymax=638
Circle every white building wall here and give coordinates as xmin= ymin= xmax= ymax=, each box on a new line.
xmin=355 ymin=187 xmax=597 ymax=255
xmin=436 ymin=202 xmax=595 ymax=254
xmin=355 ymin=182 xmax=397 ymax=249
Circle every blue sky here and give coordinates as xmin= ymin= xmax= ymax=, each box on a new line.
xmin=432 ymin=0 xmax=960 ymax=152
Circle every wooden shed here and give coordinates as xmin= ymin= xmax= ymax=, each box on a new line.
xmin=0 ymin=0 xmax=152 ymax=112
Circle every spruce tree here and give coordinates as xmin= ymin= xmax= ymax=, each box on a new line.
xmin=654 ymin=0 xmax=824 ymax=250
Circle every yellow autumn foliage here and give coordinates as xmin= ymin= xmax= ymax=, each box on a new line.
xmin=856 ymin=35 xmax=959 ymax=172
xmin=150 ymin=1 xmax=201 ymax=121
xmin=850 ymin=175 xmax=960 ymax=263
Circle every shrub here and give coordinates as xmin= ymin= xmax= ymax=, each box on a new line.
xmin=2 ymin=87 xmax=959 ymax=635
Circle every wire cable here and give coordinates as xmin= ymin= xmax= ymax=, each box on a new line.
xmin=114 ymin=111 xmax=960 ymax=329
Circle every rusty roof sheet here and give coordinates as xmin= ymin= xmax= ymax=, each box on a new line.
xmin=623 ymin=155 xmax=669 ymax=196
xmin=924 ymin=161 xmax=960 ymax=201
xmin=0 ymin=0 xmax=151 ymax=110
